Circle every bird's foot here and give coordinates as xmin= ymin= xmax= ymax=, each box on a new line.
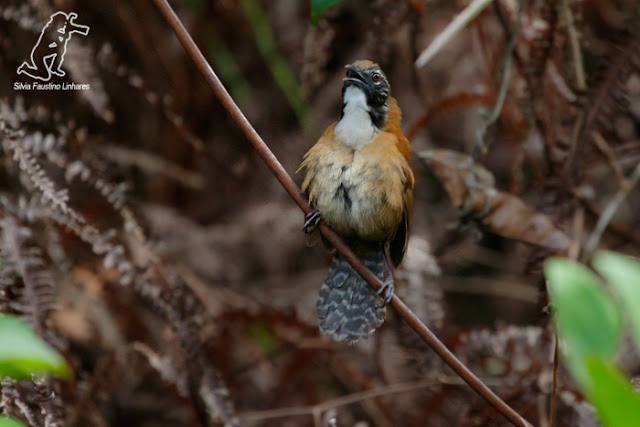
xmin=376 ymin=277 xmax=394 ymax=307
xmin=302 ymin=209 xmax=321 ymax=233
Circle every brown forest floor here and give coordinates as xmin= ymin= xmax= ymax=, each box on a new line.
xmin=1 ymin=0 xmax=640 ymax=426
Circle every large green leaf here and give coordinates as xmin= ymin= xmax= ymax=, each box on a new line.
xmin=310 ymin=0 xmax=343 ymax=24
xmin=544 ymin=258 xmax=622 ymax=386
xmin=0 ymin=316 xmax=70 ymax=379
xmin=593 ymin=251 xmax=640 ymax=353
xmin=0 ymin=417 xmax=27 ymax=427
xmin=586 ymin=358 xmax=640 ymax=427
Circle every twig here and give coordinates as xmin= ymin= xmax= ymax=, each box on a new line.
xmin=564 ymin=110 xmax=585 ymax=175
xmin=97 ymin=144 xmax=204 ymax=189
xmin=491 ymin=0 xmax=558 ymax=172
xmin=550 ymin=205 xmax=583 ymax=426
xmin=237 ymin=375 xmax=502 ymax=422
xmin=475 ymin=0 xmax=523 ymax=157
xmin=592 ymin=131 xmax=628 ymax=188
xmin=562 ymin=0 xmax=587 ymax=174
xmin=550 ymin=333 xmax=559 ymax=427
xmin=568 ymin=207 xmax=584 ymax=262
xmin=440 ymin=277 xmax=539 ymax=304
xmin=582 ymin=161 xmax=640 ymax=260
xmin=547 ymin=61 xmax=578 ymax=103
xmin=573 ymin=191 xmax=640 ymax=246
xmin=415 ymin=0 xmax=494 ymax=68
xmin=405 ymin=93 xmax=495 ymax=141
xmin=560 ymin=0 xmax=586 ymax=91
xmin=331 ymin=354 xmax=395 ymax=427
xmin=151 ymin=1 xmax=533 ymax=426
xmin=538 ymin=393 xmax=550 ymax=427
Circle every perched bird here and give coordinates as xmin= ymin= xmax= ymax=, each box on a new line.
xmin=298 ymin=60 xmax=414 ymax=343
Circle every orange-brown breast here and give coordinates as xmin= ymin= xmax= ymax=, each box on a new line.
xmin=300 ymin=104 xmax=413 ymax=246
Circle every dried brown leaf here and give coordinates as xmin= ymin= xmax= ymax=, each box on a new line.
xmin=420 ymin=149 xmax=571 ymax=251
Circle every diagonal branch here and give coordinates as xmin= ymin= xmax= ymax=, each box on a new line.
xmin=150 ymin=1 xmax=532 ymax=426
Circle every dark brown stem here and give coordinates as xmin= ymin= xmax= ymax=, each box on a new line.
xmin=150 ymin=1 xmax=533 ymax=426
xmin=550 ymin=333 xmax=559 ymax=427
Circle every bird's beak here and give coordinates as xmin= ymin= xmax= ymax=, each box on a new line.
xmin=343 ymin=65 xmax=368 ymax=90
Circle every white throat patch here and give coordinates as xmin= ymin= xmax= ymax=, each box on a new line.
xmin=335 ymin=86 xmax=378 ymax=150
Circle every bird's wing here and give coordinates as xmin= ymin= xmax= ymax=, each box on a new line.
xmin=384 ymin=99 xmax=414 ymax=267
xmin=389 ymin=159 xmax=414 ymax=267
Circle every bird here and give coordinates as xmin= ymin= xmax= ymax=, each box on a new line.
xmin=297 ymin=60 xmax=414 ymax=343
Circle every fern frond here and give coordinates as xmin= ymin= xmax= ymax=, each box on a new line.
xmin=0 ymin=217 xmax=55 ymax=333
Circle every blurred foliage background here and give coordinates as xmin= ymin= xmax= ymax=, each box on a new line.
xmin=1 ymin=0 xmax=640 ymax=426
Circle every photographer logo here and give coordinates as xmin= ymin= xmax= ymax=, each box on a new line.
xmin=15 ymin=11 xmax=90 ymax=91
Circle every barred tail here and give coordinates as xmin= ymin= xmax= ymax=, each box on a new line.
xmin=316 ymin=250 xmax=386 ymax=344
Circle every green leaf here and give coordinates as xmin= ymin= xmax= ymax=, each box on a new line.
xmin=593 ymin=251 xmax=640 ymax=353
xmin=586 ymin=358 xmax=640 ymax=427
xmin=544 ymin=258 xmax=621 ymax=385
xmin=242 ymin=0 xmax=310 ymax=127
xmin=249 ymin=323 xmax=278 ymax=356
xmin=310 ymin=0 xmax=343 ymax=25
xmin=0 ymin=316 xmax=70 ymax=379
xmin=0 ymin=417 xmax=27 ymax=427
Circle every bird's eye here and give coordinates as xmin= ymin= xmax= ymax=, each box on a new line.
xmin=345 ymin=70 xmax=350 ymax=77
xmin=371 ymin=72 xmax=381 ymax=82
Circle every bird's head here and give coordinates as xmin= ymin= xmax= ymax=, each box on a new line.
xmin=341 ymin=60 xmax=390 ymax=129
